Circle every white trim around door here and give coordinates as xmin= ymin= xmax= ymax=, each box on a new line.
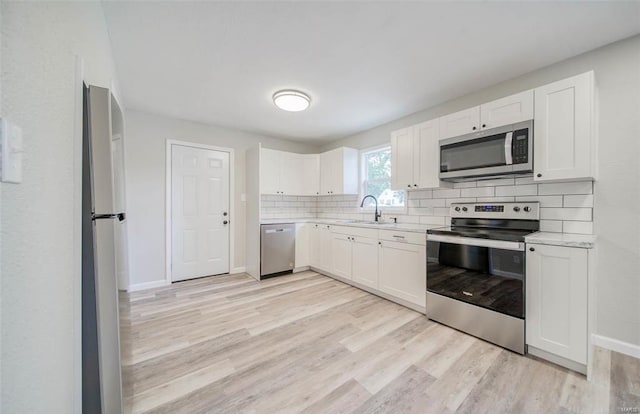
xmin=165 ymin=139 xmax=235 ymax=285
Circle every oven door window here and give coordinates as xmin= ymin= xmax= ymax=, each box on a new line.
xmin=440 ymin=134 xmax=507 ymax=172
xmin=427 ymin=240 xmax=524 ymax=318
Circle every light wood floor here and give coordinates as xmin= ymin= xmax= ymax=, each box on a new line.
xmin=119 ymin=271 xmax=640 ymax=414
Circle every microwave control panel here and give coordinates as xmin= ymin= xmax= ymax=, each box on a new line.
xmin=512 ymin=129 xmax=529 ymax=164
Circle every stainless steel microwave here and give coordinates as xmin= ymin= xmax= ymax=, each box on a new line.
xmin=439 ymin=120 xmax=533 ymax=181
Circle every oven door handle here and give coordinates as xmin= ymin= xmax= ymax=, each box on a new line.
xmin=426 ymin=234 xmax=524 ymax=251
xmin=504 ymin=132 xmax=513 ymax=165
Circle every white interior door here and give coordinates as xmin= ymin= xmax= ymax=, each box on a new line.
xmin=171 ymin=144 xmax=230 ymax=281
xmin=111 ymin=135 xmax=129 ymax=291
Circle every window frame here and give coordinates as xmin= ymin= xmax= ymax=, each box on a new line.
xmin=359 ymin=144 xmax=407 ymax=214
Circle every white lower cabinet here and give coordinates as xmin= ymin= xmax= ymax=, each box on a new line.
xmin=331 ymin=233 xmax=352 ymax=279
xmin=379 ymin=239 xmax=426 ymax=307
xmin=294 ymin=223 xmax=310 ymax=268
xmin=351 ymin=236 xmax=379 ymax=289
xmin=317 ymin=224 xmax=333 ymax=272
xmin=526 ymin=243 xmax=588 ymax=366
xmin=308 ymin=225 xmax=424 ymax=311
xmin=308 ymin=224 xmax=322 ymax=270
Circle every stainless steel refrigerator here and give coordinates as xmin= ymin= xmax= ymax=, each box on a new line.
xmin=82 ymin=84 xmax=125 ymax=414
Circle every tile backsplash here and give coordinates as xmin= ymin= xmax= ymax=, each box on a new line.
xmin=260 ymin=195 xmax=318 ymax=220
xmin=261 ymin=176 xmax=594 ymax=234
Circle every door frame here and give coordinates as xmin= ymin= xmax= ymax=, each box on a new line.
xmin=165 ymin=139 xmax=235 ymax=284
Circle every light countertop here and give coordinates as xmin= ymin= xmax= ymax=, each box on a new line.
xmin=525 ymin=232 xmax=596 ymax=249
xmin=260 ymin=218 xmax=434 ymax=233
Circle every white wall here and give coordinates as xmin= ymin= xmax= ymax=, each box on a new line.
xmin=323 ymin=35 xmax=640 ymax=348
xmin=124 ymin=110 xmax=319 ymax=288
xmin=1 ymin=2 xmax=119 ymax=413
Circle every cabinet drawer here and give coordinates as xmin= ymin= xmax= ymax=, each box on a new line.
xmin=378 ymin=230 xmax=426 ymax=246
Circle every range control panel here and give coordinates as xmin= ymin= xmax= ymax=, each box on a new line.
xmin=474 ymin=205 xmax=504 ymax=213
xmin=451 ymin=202 xmax=539 ymax=220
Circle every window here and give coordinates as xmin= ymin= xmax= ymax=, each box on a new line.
xmin=361 ymin=146 xmax=405 ymax=209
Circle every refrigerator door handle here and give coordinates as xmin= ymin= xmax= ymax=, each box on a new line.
xmin=92 ymin=212 xmax=126 ymax=222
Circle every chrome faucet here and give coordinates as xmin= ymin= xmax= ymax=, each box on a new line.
xmin=360 ymin=195 xmax=382 ymax=222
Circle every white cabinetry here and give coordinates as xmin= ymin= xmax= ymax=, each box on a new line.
xmin=319 ymin=147 xmax=358 ymax=195
xmin=391 ymin=127 xmax=414 ymax=190
xmin=301 ymin=154 xmax=320 ymax=196
xmin=260 ymin=148 xmax=283 ymax=195
xmin=526 ymin=243 xmax=588 ymax=367
xmin=439 ymin=106 xmax=481 ymax=139
xmin=533 ymin=71 xmax=596 ymax=182
xmin=294 ymin=223 xmax=310 ymax=269
xmin=317 ymin=224 xmax=333 ymax=272
xmin=391 ymin=119 xmax=450 ymax=190
xmin=351 ymin=236 xmax=379 ymax=290
xmin=440 ymin=90 xmax=534 ymax=139
xmin=480 ymin=90 xmax=534 ymax=130
xmin=378 ymin=231 xmax=426 ymax=307
xmin=330 ymin=233 xmax=352 ymax=279
xmin=328 ymin=226 xmax=379 ymax=288
xmin=260 ymin=149 xmax=320 ymax=195
xmin=309 ymin=224 xmax=320 ymax=268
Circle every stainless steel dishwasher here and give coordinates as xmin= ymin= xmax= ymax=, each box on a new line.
xmin=260 ymin=223 xmax=295 ymax=277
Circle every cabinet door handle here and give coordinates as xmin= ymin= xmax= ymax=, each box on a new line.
xmin=472 ymin=126 xmax=477 ymax=131
xmin=536 ymin=173 xmax=542 ymax=178
xmin=529 ymin=247 xmax=535 ymax=252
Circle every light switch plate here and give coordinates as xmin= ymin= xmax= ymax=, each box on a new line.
xmin=0 ymin=118 xmax=23 ymax=183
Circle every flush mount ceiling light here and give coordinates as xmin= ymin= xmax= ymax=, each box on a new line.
xmin=272 ymin=90 xmax=311 ymax=112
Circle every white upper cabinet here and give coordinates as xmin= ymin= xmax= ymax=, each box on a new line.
xmin=391 ymin=127 xmax=415 ymax=190
xmin=480 ymin=90 xmax=534 ymax=129
xmin=301 ymin=154 xmax=320 ymax=196
xmin=260 ymin=148 xmax=283 ymax=194
xmin=440 ymin=90 xmax=534 ymax=140
xmin=319 ymin=147 xmax=358 ymax=195
xmin=260 ymin=149 xmax=319 ymax=195
xmin=391 ymin=119 xmax=451 ymax=190
xmin=414 ymin=119 xmax=449 ymax=189
xmin=439 ymin=106 xmax=481 ymax=139
xmin=534 ymin=71 xmax=596 ymax=182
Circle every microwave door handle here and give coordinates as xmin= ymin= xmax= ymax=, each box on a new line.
xmin=504 ymin=132 xmax=513 ymax=165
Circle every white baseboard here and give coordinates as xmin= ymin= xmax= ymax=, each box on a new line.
xmin=592 ymin=334 xmax=640 ymax=359
xmin=128 ymin=280 xmax=169 ymax=292
xmin=230 ymin=267 xmax=246 ymax=274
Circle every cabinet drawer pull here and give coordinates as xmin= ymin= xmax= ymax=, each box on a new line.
xmin=529 ymin=247 xmax=535 ymax=252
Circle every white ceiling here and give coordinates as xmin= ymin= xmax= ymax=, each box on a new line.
xmin=103 ymin=1 xmax=640 ymax=143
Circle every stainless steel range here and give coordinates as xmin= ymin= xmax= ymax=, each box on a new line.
xmin=426 ymin=202 xmax=540 ymax=354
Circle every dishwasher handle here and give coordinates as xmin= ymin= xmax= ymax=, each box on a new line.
xmin=265 ymin=228 xmax=293 ymax=234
